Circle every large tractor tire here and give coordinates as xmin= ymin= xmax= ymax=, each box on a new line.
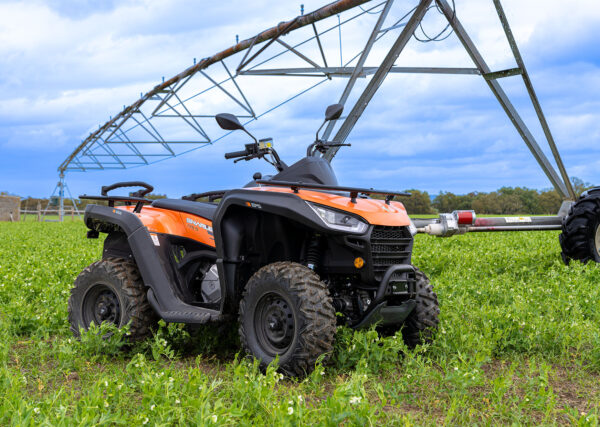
xmin=68 ymin=257 xmax=157 ymax=340
xmin=238 ymin=262 xmax=336 ymax=377
xmin=559 ymin=188 xmax=600 ymax=264
xmin=401 ymin=267 xmax=440 ymax=348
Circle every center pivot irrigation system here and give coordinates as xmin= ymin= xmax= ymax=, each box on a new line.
xmin=55 ymin=0 xmax=597 ymax=263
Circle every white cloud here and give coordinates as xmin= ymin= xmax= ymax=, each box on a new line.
xmin=0 ymin=0 xmax=599 ymax=196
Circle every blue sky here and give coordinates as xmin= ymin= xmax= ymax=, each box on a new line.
xmin=0 ymin=0 xmax=598 ymax=199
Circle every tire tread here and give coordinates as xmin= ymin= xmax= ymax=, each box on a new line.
xmin=238 ymin=262 xmax=336 ymax=377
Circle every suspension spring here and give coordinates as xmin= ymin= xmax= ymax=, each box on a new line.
xmin=306 ymin=235 xmax=321 ymax=271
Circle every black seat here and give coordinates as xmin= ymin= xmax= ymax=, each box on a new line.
xmin=151 ymin=199 xmax=218 ymax=221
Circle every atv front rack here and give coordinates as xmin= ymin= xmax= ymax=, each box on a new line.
xmin=182 ymin=190 xmax=231 ymax=202
xmin=255 ymin=180 xmax=411 ymax=204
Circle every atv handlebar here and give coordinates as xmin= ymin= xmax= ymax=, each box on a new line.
xmin=225 ymin=141 xmax=286 ymax=172
xmin=101 ymin=181 xmax=154 ymax=197
xmin=224 ymin=149 xmax=249 ymax=159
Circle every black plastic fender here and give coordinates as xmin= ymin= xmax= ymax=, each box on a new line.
xmin=212 ymin=189 xmax=359 ymax=310
xmin=84 ymin=205 xmax=221 ymax=323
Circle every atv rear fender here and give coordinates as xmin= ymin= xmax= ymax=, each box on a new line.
xmin=84 ymin=204 xmax=222 ymax=324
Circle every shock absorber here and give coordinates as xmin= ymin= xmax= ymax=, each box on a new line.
xmin=306 ymin=235 xmax=321 ymax=271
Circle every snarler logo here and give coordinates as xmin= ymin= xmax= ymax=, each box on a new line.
xmin=186 ymin=217 xmax=214 ymax=236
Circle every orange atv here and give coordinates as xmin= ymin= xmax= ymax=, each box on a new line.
xmin=71 ymin=104 xmax=439 ymax=376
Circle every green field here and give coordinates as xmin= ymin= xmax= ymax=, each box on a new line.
xmin=2 ymin=221 xmax=600 ymax=425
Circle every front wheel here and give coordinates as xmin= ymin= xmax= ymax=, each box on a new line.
xmin=401 ymin=267 xmax=440 ymax=347
xmin=238 ymin=262 xmax=336 ymax=377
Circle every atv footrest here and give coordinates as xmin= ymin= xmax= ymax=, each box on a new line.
xmin=147 ymin=289 xmax=222 ymax=324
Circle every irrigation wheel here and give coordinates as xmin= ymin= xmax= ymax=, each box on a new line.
xmin=559 ymin=188 xmax=600 ymax=264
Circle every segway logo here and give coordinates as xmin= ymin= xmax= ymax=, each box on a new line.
xmin=246 ymin=202 xmax=262 ymax=209
xmin=186 ymin=218 xmax=214 ymax=236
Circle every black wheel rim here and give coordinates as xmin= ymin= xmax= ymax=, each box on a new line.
xmin=254 ymin=292 xmax=295 ymax=356
xmin=82 ymin=284 xmax=121 ymax=327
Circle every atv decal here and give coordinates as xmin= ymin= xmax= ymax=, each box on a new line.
xmin=246 ymin=202 xmax=262 ymax=209
xmin=149 ymin=233 xmax=160 ymax=246
xmin=186 ymin=217 xmax=214 ymax=235
xmin=505 ymin=217 xmax=532 ymax=223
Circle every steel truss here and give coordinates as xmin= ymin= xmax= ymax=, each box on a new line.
xmin=58 ymin=0 xmax=575 ymax=221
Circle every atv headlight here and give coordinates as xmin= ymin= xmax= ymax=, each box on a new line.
xmin=307 ymin=202 xmax=368 ymax=234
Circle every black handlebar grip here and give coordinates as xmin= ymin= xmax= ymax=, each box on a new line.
xmin=101 ymin=181 xmax=154 ymax=197
xmin=224 ymin=150 xmax=248 ymax=159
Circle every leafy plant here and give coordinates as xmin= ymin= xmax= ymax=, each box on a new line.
xmin=2 ymin=221 xmax=600 ymax=424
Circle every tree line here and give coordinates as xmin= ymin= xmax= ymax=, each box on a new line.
xmin=8 ymin=177 xmax=595 ymax=215
xmin=397 ymin=178 xmax=593 ymax=215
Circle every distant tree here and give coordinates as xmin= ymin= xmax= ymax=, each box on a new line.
xmin=499 ymin=193 xmax=524 ymax=214
xmin=571 ymin=177 xmax=594 ymax=196
xmin=433 ymin=191 xmax=476 ymax=213
xmin=538 ymin=190 xmax=562 ymax=214
xmin=472 ymin=192 xmax=502 ymax=214
xmin=400 ymin=189 xmax=435 ymax=215
xmin=498 ymin=187 xmax=539 ymax=214
xmin=143 ymin=193 xmax=168 ymax=200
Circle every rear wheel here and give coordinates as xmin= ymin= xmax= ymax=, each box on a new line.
xmin=68 ymin=257 xmax=157 ymax=340
xmin=238 ymin=262 xmax=336 ymax=377
xmin=401 ymin=268 xmax=439 ymax=348
xmin=560 ymin=189 xmax=600 ymax=264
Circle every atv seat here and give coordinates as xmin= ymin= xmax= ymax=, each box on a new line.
xmin=151 ymin=199 xmax=218 ymax=221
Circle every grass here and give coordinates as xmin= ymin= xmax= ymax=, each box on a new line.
xmin=17 ymin=214 xmax=81 ymax=222
xmin=1 ymin=221 xmax=600 ymax=425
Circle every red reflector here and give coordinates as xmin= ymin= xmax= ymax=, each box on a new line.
xmin=455 ymin=210 xmax=476 ymax=225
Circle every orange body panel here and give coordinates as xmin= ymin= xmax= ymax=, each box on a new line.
xmin=118 ymin=186 xmax=409 ymax=246
xmin=249 ymin=186 xmax=411 ymax=226
xmin=119 ymin=206 xmax=215 ymax=247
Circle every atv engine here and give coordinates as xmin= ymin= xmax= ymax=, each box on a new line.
xmin=200 ymin=264 xmax=221 ymax=304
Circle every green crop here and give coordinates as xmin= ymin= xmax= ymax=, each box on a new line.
xmin=1 ymin=221 xmax=600 ymax=425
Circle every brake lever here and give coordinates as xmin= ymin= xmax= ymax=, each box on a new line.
xmin=234 ymin=154 xmax=259 ymax=163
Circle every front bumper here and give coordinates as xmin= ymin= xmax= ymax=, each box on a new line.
xmin=351 ymin=264 xmax=417 ymax=329
xmin=353 ymin=300 xmax=417 ymax=329
xmin=374 ymin=264 xmax=416 ymax=301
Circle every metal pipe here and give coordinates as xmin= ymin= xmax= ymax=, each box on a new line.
xmin=325 ymin=0 xmax=434 ymax=160
xmin=466 ymin=225 xmax=561 ymax=232
xmin=241 ymin=66 xmax=481 ymax=76
xmin=473 ymin=216 xmax=561 ymax=227
xmin=320 ymin=0 xmax=396 ymax=152
xmin=492 ymin=0 xmax=576 ymax=200
xmin=414 ymin=214 xmax=563 ymax=236
xmin=436 ymin=0 xmax=570 ymax=199
xmin=58 ymin=0 xmax=373 ymax=173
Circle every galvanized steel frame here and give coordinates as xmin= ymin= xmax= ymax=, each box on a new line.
xmin=59 ymin=0 xmax=574 ymax=204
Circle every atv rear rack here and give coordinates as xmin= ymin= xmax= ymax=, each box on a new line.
xmin=80 ymin=181 xmax=154 ymax=212
xmin=79 ymin=195 xmax=152 ymax=214
xmin=255 ymin=180 xmax=411 ymax=204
